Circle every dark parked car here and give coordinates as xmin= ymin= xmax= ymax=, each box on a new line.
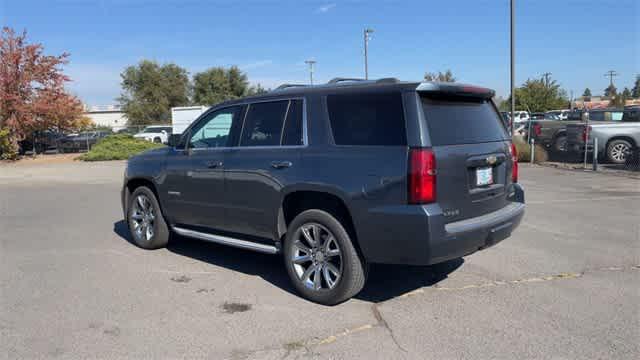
xmin=121 ymin=78 xmax=525 ymax=304
xmin=18 ymin=130 xmax=65 ymax=154
xmin=58 ymin=131 xmax=111 ymax=152
xmin=528 ymin=109 xmax=622 ymax=153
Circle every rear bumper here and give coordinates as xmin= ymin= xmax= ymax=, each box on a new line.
xmin=358 ymin=184 xmax=525 ymax=266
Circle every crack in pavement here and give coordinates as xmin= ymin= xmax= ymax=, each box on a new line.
xmin=371 ymin=303 xmax=407 ymax=353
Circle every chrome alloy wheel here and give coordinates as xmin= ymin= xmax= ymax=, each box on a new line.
xmin=610 ymin=143 xmax=628 ymax=162
xmin=130 ymin=194 xmax=155 ymax=242
xmin=291 ymin=223 xmax=343 ymax=290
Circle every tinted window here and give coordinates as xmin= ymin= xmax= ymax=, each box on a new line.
xmin=421 ymin=96 xmax=508 ymax=146
xmin=282 ymin=100 xmax=303 ymax=146
xmin=327 ymin=92 xmax=406 ymax=146
xmin=239 ymin=101 xmax=288 ymax=146
xmin=589 ymin=112 xmax=604 ymax=121
xmin=622 ymin=110 xmax=640 ymax=122
xmin=189 ymin=106 xmax=241 ymax=148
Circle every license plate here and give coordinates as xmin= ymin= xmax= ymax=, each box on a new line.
xmin=476 ymin=167 xmax=493 ymax=186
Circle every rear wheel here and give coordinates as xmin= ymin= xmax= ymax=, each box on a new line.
xmin=552 ymin=134 xmax=567 ymax=153
xmin=127 ymin=186 xmax=169 ymax=249
xmin=284 ymin=209 xmax=366 ymax=305
xmin=607 ymin=139 xmax=631 ymax=164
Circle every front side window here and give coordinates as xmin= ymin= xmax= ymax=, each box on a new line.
xmin=189 ymin=106 xmax=241 ymax=148
xmin=240 ymin=101 xmax=289 ymax=146
xmin=327 ymin=92 xmax=406 ymax=146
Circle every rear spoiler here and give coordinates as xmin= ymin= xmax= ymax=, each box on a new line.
xmin=416 ymin=82 xmax=495 ymax=99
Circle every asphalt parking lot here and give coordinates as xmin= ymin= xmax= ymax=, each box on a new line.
xmin=1 ymin=160 xmax=638 ymax=359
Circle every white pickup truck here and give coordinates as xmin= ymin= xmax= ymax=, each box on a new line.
xmin=566 ymin=108 xmax=640 ymax=164
xmin=133 ymin=126 xmax=173 ymax=144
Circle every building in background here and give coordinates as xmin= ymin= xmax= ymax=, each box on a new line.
xmin=84 ymin=105 xmax=127 ymax=130
xmin=573 ymin=96 xmax=640 ymax=109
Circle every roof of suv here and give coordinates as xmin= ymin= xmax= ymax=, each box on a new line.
xmin=213 ymin=78 xmax=495 ymax=108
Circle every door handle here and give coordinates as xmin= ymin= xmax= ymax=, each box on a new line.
xmin=206 ymin=160 xmax=223 ymax=169
xmin=271 ymin=161 xmax=292 ymax=169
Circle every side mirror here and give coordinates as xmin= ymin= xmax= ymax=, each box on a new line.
xmin=168 ymin=134 xmax=182 ymax=148
xmin=161 ymin=130 xmax=167 ymax=134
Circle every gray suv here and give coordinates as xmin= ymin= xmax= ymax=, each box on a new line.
xmin=122 ymin=78 xmax=525 ymax=304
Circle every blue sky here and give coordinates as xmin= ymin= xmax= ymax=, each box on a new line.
xmin=2 ymin=0 xmax=638 ymax=105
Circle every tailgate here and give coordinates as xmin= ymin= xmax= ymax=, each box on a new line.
xmin=566 ymin=124 xmax=586 ymax=145
xmin=419 ymin=93 xmax=513 ymax=223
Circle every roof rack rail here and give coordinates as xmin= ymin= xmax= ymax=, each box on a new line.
xmin=327 ymin=77 xmax=366 ymax=84
xmin=274 ymin=84 xmax=308 ymax=90
xmin=376 ymin=77 xmax=400 ymax=84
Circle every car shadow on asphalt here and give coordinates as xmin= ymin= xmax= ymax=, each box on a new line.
xmin=113 ymin=220 xmax=464 ymax=304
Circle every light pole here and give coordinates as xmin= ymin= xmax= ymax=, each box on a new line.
xmin=304 ymin=59 xmax=316 ymax=85
xmin=364 ymin=28 xmax=374 ymax=80
xmin=510 ymin=0 xmax=515 ymax=135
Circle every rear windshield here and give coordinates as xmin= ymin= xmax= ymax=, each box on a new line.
xmin=421 ymin=96 xmax=508 ymax=146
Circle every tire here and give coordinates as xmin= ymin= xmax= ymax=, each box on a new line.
xmin=606 ymin=139 xmax=632 ymax=164
xmin=283 ymin=209 xmax=367 ymax=305
xmin=552 ymin=134 xmax=567 ymax=153
xmin=127 ymin=186 xmax=170 ymax=249
xmin=153 ymin=137 xmax=161 ymax=143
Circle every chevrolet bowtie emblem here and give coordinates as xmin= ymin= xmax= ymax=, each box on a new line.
xmin=486 ymin=155 xmax=497 ymax=165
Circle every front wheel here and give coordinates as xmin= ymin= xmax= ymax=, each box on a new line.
xmin=127 ymin=186 xmax=170 ymax=249
xmin=607 ymin=139 xmax=631 ymax=164
xmin=284 ymin=209 xmax=367 ymax=305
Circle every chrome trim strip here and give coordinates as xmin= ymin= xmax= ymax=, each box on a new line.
xmin=172 ymin=226 xmax=279 ymax=254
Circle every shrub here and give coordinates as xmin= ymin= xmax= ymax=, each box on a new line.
xmin=512 ymin=136 xmax=548 ymax=163
xmin=0 ymin=128 xmax=19 ymax=160
xmin=78 ymin=134 xmax=165 ymax=161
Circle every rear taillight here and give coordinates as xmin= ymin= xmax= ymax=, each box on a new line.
xmin=533 ymin=123 xmax=542 ymax=136
xmin=408 ymin=148 xmax=436 ymax=204
xmin=510 ymin=143 xmax=518 ymax=183
xmin=581 ymin=126 xmax=591 ymax=142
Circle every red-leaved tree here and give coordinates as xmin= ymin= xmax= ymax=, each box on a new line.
xmin=0 ymin=27 xmax=83 ymax=155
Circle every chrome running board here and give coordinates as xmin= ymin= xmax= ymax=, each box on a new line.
xmin=172 ymin=226 xmax=279 ymax=254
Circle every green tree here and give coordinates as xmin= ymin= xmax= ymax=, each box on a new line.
xmin=424 ymin=69 xmax=456 ymax=82
xmin=118 ymin=60 xmax=190 ymax=126
xmin=604 ymin=84 xmax=616 ymax=97
xmin=632 ymin=75 xmax=640 ymax=98
xmin=582 ymin=88 xmax=592 ymax=97
xmin=192 ymin=66 xmax=251 ymax=105
xmin=504 ymin=76 xmax=569 ymax=112
xmin=247 ymin=83 xmax=268 ymax=96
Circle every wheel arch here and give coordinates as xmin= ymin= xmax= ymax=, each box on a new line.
xmin=606 ymin=136 xmax=636 ymax=149
xmin=277 ymin=188 xmax=363 ymax=260
xmin=123 ymin=177 xmax=163 ymax=217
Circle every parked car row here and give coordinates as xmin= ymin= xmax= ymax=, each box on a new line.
xmin=527 ymin=107 xmax=639 ymax=163
xmin=17 ymin=125 xmax=174 ymax=155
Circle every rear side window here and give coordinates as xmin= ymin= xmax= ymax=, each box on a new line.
xmin=282 ymin=100 xmax=303 ymax=146
xmin=421 ymin=96 xmax=508 ymax=146
xmin=327 ymin=92 xmax=406 ymax=146
xmin=240 ymin=101 xmax=289 ymax=146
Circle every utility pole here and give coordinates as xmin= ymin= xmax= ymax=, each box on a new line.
xmin=510 ymin=0 xmax=515 ymax=135
xmin=304 ymin=60 xmax=316 ymax=85
xmin=604 ymin=70 xmax=618 ymax=87
xmin=364 ymin=28 xmax=374 ymax=80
